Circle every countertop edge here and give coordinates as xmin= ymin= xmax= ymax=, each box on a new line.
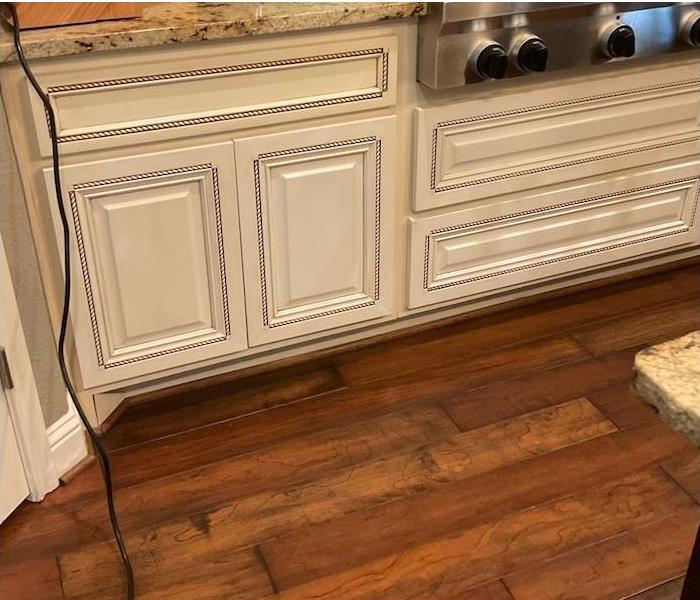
xmin=0 ymin=2 xmax=425 ymax=63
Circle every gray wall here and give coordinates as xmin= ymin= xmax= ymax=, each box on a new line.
xmin=0 ymin=101 xmax=67 ymax=427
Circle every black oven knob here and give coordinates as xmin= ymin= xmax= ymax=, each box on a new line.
xmin=602 ymin=24 xmax=636 ymax=58
xmin=474 ymin=43 xmax=508 ymax=79
xmin=516 ymin=38 xmax=548 ymax=72
xmin=681 ymin=14 xmax=700 ymax=46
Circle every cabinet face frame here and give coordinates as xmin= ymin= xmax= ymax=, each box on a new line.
xmin=407 ymin=158 xmax=700 ymax=309
xmin=44 ymin=143 xmax=248 ymax=387
xmin=235 ymin=116 xmax=396 ymax=345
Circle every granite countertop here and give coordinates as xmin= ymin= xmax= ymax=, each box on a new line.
xmin=0 ymin=2 xmax=425 ymax=62
xmin=634 ymin=331 xmax=700 ymax=446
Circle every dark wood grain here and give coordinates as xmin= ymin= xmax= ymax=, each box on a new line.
xmin=4 ymin=403 xmax=459 ymax=560
xmin=4 ymin=264 xmax=699 ymax=600
xmin=439 ymin=349 xmax=637 ymax=431
xmin=261 ymin=422 xmax=690 ymax=589
xmin=48 ymin=334 xmax=586 ymax=506
xmin=103 ymin=361 xmax=346 ymax=450
xmin=505 ymin=509 xmax=700 ymax=600
xmin=265 ymin=472 xmax=696 ymax=600
xmin=338 ymin=266 xmax=700 ymax=385
xmin=56 ymin=398 xmax=614 ymax=590
xmin=572 ymin=297 xmax=700 ymax=356
xmin=586 ymin=384 xmax=659 ymax=429
xmin=60 ymin=544 xmax=273 ymax=600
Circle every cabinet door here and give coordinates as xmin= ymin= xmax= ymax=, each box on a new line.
xmin=235 ymin=117 xmax=396 ymax=345
xmin=46 ymin=143 xmax=247 ymax=387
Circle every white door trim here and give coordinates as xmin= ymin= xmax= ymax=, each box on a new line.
xmin=0 ymin=232 xmax=59 ymax=501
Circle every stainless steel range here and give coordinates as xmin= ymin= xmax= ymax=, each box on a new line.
xmin=418 ymin=2 xmax=700 ymax=89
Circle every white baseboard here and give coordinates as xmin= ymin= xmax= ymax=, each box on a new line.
xmin=47 ymin=397 xmax=88 ymax=478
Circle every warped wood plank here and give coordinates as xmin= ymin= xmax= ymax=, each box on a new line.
xmin=338 ymin=267 xmax=700 ymax=385
xmin=440 ymin=350 xmax=636 ymax=431
xmin=586 ymin=383 xmax=658 ymax=429
xmin=55 ymin=335 xmax=586 ymax=503
xmin=57 ymin=398 xmax=614 ymax=593
xmin=572 ymin=297 xmax=700 ymax=355
xmin=6 ymin=402 xmax=458 ymax=560
xmin=104 ymin=361 xmax=346 ymax=450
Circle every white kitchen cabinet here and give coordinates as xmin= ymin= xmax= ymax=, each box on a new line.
xmin=235 ymin=116 xmax=396 ymax=345
xmin=408 ymin=158 xmax=700 ymax=309
xmin=414 ymin=62 xmax=700 ymax=212
xmin=45 ymin=143 xmax=247 ymax=387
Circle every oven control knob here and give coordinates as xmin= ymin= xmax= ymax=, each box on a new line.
xmin=681 ymin=14 xmax=700 ymax=46
xmin=516 ymin=38 xmax=548 ymax=73
xmin=602 ymin=24 xmax=636 ymax=58
xmin=474 ymin=43 xmax=508 ymax=79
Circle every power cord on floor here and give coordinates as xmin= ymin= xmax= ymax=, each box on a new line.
xmin=4 ymin=4 xmax=135 ymax=599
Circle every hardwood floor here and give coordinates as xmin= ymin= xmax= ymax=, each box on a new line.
xmin=2 ymin=264 xmax=700 ymax=600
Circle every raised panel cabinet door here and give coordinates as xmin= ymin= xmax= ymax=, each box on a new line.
xmin=235 ymin=116 xmax=396 ymax=345
xmin=45 ymin=143 xmax=247 ymax=387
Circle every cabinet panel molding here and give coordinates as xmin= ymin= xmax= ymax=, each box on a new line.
xmin=45 ymin=143 xmax=247 ymax=387
xmin=408 ymin=162 xmax=700 ymax=309
xmin=236 ymin=117 xmax=396 ymax=345
xmin=29 ymin=35 xmax=397 ymax=155
xmin=415 ymin=63 xmax=700 ymax=211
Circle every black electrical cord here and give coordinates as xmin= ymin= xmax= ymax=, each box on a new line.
xmin=5 ymin=4 xmax=135 ymax=599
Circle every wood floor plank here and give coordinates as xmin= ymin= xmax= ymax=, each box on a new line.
xmin=572 ymin=297 xmax=700 ymax=356
xmin=341 ymin=333 xmax=588 ymax=390
xmin=49 ymin=335 xmax=587 ymax=504
xmin=661 ymin=449 xmax=700 ymax=503
xmin=266 ymin=472 xmax=697 ymax=600
xmin=0 ymin=556 xmax=64 ymax=600
xmin=448 ymin=580 xmax=515 ymax=600
xmin=439 ymin=350 xmax=637 ymax=431
xmin=586 ymin=384 xmax=659 ymax=430
xmin=505 ymin=509 xmax=700 ymax=600
xmin=7 ymin=264 xmax=700 ymax=600
xmin=627 ymin=578 xmax=685 ymax=600
xmin=4 ymin=403 xmax=459 ymax=561
xmin=260 ymin=421 xmax=691 ymax=589
xmin=60 ymin=544 xmax=273 ymax=600
xmin=338 ymin=267 xmax=700 ymax=386
xmin=53 ymin=398 xmax=615 ymax=593
xmin=103 ymin=361 xmax=346 ymax=450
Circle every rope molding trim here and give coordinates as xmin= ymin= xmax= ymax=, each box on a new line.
xmin=422 ymin=177 xmax=700 ymax=291
xmin=69 ymin=164 xmax=232 ymax=369
xmin=46 ymin=48 xmax=391 ymax=143
xmin=253 ymin=137 xmax=383 ymax=330
xmin=428 ymin=77 xmax=700 ymax=192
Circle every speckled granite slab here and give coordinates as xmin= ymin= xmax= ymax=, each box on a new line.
xmin=0 ymin=2 xmax=425 ymax=62
xmin=634 ymin=331 xmax=700 ymax=445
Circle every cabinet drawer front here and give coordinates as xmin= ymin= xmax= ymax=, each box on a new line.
xmin=408 ymin=162 xmax=700 ymax=308
xmin=45 ymin=143 xmax=247 ymax=387
xmin=235 ymin=117 xmax=396 ymax=345
xmin=29 ymin=35 xmax=397 ymax=155
xmin=414 ymin=61 xmax=700 ymax=211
